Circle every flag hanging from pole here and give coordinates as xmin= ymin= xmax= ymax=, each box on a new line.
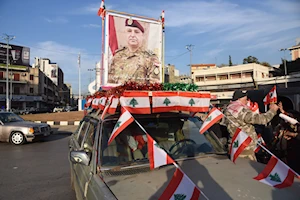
xmin=229 ymin=128 xmax=252 ymax=163
xmin=254 ymin=156 xmax=296 ymax=188
xmin=160 ymin=10 xmax=165 ymax=30
xmin=97 ymin=0 xmax=106 ymax=19
xmin=254 ymin=134 xmax=266 ymax=153
xmin=199 ymin=107 xmax=224 ymax=134
xmin=159 ymin=168 xmax=201 ymax=200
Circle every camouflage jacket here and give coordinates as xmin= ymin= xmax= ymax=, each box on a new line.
xmin=108 ymin=47 xmax=160 ymax=84
xmin=223 ymin=100 xmax=277 ymax=155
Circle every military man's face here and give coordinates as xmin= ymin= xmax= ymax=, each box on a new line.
xmin=126 ymin=27 xmax=144 ymax=48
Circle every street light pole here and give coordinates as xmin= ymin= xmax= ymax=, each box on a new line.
xmin=186 ymin=44 xmax=194 ymax=83
xmin=87 ymin=68 xmax=94 ymax=95
xmin=279 ymin=48 xmax=288 ymax=88
xmin=2 ymin=34 xmax=15 ymax=111
xmin=78 ymin=53 xmax=81 ymax=110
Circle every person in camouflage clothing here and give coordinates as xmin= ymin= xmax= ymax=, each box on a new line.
xmin=223 ymin=90 xmax=278 ymax=161
xmin=108 ymin=19 xmax=160 ymax=84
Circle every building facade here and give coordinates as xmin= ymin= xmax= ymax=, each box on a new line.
xmin=288 ymin=38 xmax=300 ymax=61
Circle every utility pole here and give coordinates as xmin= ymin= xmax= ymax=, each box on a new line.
xmin=2 ymin=34 xmax=15 ymax=111
xmin=279 ymin=48 xmax=288 ymax=88
xmin=87 ymin=68 xmax=94 ymax=95
xmin=186 ymin=44 xmax=194 ymax=83
xmin=78 ymin=53 xmax=82 ymax=110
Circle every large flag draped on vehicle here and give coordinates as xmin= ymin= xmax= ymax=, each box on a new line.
xmin=147 ymin=134 xmax=174 ymax=170
xmin=179 ymin=91 xmax=210 ymax=112
xmin=263 ymin=86 xmax=277 ymax=105
xmin=254 ymin=156 xmax=295 ymax=188
xmin=254 ymin=134 xmax=266 ymax=153
xmin=152 ymin=91 xmax=179 ymax=113
xmin=108 ymin=109 xmax=134 ymax=145
xmin=199 ymin=107 xmax=224 ymax=134
xmin=229 ymin=128 xmax=252 ymax=163
xmin=159 ymin=168 xmax=201 ymax=200
xmin=120 ymin=91 xmax=151 ymax=114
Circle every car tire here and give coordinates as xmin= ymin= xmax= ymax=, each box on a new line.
xmin=10 ymin=132 xmax=26 ymax=145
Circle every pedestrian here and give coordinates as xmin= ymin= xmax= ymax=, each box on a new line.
xmin=108 ymin=18 xmax=160 ymax=84
xmin=223 ymin=90 xmax=279 ymax=161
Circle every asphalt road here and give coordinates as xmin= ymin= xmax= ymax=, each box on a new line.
xmin=0 ymin=126 xmax=78 ymax=200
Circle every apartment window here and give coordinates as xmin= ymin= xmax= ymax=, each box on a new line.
xmin=30 ymin=88 xmax=34 ymax=93
xmin=30 ymin=75 xmax=34 ymax=80
xmin=14 ymin=87 xmax=20 ymax=94
xmin=195 ymin=76 xmax=204 ymax=82
xmin=0 ymin=86 xmax=3 ymax=94
xmin=206 ymin=76 xmax=216 ymax=81
xmin=245 ymin=72 xmax=253 ymax=78
xmin=14 ymin=73 xmax=20 ymax=81
xmin=231 ymin=74 xmax=241 ymax=79
xmin=0 ymin=72 xmax=3 ymax=79
xmin=219 ymin=75 xmax=228 ymax=80
xmin=44 ymin=88 xmax=47 ymax=95
xmin=44 ymin=77 xmax=47 ymax=84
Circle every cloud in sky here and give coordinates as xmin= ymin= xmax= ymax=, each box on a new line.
xmin=30 ymin=41 xmax=100 ymax=95
xmin=44 ymin=17 xmax=69 ymax=24
xmin=82 ymin=24 xmax=101 ymax=28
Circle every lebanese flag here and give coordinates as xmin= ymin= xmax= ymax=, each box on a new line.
xmin=152 ymin=91 xmax=179 ymax=113
xmin=107 ymin=97 xmax=119 ymax=114
xmin=120 ymin=91 xmax=151 ymax=114
xmin=91 ymin=98 xmax=100 ymax=109
xmin=229 ymin=128 xmax=252 ymax=163
xmin=247 ymin=100 xmax=260 ymax=114
xmin=199 ymin=107 xmax=224 ymax=134
xmin=99 ymin=97 xmax=107 ymax=110
xmin=178 ymin=91 xmax=210 ymax=112
xmin=254 ymin=134 xmax=266 ymax=153
xmin=108 ymin=109 xmax=134 ymax=145
xmin=85 ymin=97 xmax=93 ymax=108
xmin=101 ymin=96 xmax=114 ymax=120
xmin=254 ymin=156 xmax=295 ymax=188
xmin=147 ymin=134 xmax=174 ymax=170
xmin=97 ymin=0 xmax=106 ymax=18
xmin=159 ymin=168 xmax=201 ymax=200
xmin=263 ymin=86 xmax=277 ymax=105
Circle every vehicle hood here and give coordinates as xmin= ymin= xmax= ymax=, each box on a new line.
xmin=102 ymin=155 xmax=300 ymax=200
xmin=6 ymin=121 xmax=48 ymax=127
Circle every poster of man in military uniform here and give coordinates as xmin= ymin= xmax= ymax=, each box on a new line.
xmin=106 ymin=14 xmax=162 ymax=85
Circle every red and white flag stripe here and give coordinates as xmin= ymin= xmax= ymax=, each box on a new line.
xmin=147 ymin=134 xmax=174 ymax=170
xmin=85 ymin=97 xmax=93 ymax=108
xmin=229 ymin=128 xmax=252 ymax=163
xmin=109 ymin=15 xmax=119 ymax=56
xmin=178 ymin=92 xmax=210 ymax=112
xmin=159 ymin=168 xmax=201 ymax=200
xmin=92 ymin=98 xmax=100 ymax=109
xmin=97 ymin=0 xmax=105 ymax=18
xmin=199 ymin=107 xmax=224 ymax=134
xmin=152 ymin=91 xmax=179 ymax=113
xmin=99 ymin=97 xmax=107 ymax=110
xmin=101 ymin=96 xmax=114 ymax=120
xmin=107 ymin=109 xmax=134 ymax=145
xmin=254 ymin=156 xmax=295 ymax=188
xmin=263 ymin=86 xmax=277 ymax=105
xmin=254 ymin=134 xmax=266 ymax=153
xmin=107 ymin=97 xmax=119 ymax=114
xmin=120 ymin=91 xmax=151 ymax=114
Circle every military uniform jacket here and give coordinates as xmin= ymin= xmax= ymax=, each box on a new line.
xmin=223 ymin=100 xmax=277 ymax=155
xmin=108 ymin=47 xmax=160 ymax=84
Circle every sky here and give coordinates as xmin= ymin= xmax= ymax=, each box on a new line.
xmin=1 ymin=0 xmax=300 ymax=95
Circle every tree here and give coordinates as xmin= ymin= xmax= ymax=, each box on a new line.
xmin=229 ymin=55 xmax=233 ymax=66
xmin=260 ymin=61 xmax=272 ymax=68
xmin=243 ymin=56 xmax=260 ymax=64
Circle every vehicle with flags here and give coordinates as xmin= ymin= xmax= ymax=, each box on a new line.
xmin=68 ymin=82 xmax=300 ymax=200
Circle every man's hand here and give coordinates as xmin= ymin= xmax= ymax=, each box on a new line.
xmin=278 ymin=102 xmax=285 ymax=113
xmin=283 ymin=131 xmax=298 ymax=140
xmin=269 ymin=103 xmax=279 ymax=112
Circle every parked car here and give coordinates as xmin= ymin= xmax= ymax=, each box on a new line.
xmin=0 ymin=112 xmax=52 ymax=145
xmin=53 ymin=106 xmax=64 ymax=113
xmin=68 ymin=111 xmax=300 ymax=200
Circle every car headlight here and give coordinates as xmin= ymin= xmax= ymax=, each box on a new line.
xmin=28 ymin=128 xmax=34 ymax=134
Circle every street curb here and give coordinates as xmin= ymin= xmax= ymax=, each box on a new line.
xmin=34 ymin=121 xmax=81 ymax=126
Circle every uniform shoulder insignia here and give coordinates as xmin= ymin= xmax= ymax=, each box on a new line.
xmin=114 ymin=46 xmax=126 ymax=53
xmin=144 ymin=49 xmax=156 ymax=56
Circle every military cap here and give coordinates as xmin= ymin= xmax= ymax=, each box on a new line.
xmin=232 ymin=90 xmax=248 ymax=101
xmin=125 ymin=18 xmax=144 ymax=33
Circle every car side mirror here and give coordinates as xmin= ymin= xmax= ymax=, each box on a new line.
xmin=70 ymin=150 xmax=90 ymax=166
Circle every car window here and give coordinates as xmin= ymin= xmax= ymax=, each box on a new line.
xmin=82 ymin=119 xmax=98 ymax=153
xmin=100 ymin=114 xmax=225 ymax=167
xmin=77 ymin=121 xmax=89 ymax=146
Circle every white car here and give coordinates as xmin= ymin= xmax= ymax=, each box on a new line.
xmin=53 ymin=107 xmax=64 ymax=113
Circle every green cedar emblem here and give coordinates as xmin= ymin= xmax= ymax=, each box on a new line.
xmin=174 ymin=194 xmax=186 ymax=200
xmin=163 ymin=98 xmax=171 ymax=106
xmin=113 ymin=121 xmax=121 ymax=131
xmin=233 ymin=140 xmax=239 ymax=148
xmin=206 ymin=116 xmax=212 ymax=121
xmin=189 ymin=98 xmax=195 ymax=106
xmin=269 ymin=173 xmax=281 ymax=182
xmin=129 ymin=98 xmax=138 ymax=107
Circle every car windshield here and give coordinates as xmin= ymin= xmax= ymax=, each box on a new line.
xmin=100 ymin=113 xmax=225 ymax=167
xmin=0 ymin=113 xmax=25 ymax=123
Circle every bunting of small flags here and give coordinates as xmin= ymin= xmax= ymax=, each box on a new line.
xmin=178 ymin=91 xmax=210 ymax=113
xmin=85 ymin=97 xmax=93 ymax=108
xmin=254 ymin=134 xmax=266 ymax=153
xmin=107 ymin=96 xmax=119 ymax=114
xmin=120 ymin=91 xmax=151 ymax=114
xmin=92 ymin=98 xmax=100 ymax=109
xmin=159 ymin=168 xmax=201 ymax=200
xmin=254 ymin=156 xmax=296 ymax=188
xmin=101 ymin=96 xmax=113 ymax=120
xmin=229 ymin=128 xmax=252 ymax=163
xmin=152 ymin=91 xmax=179 ymax=113
xmin=107 ymin=109 xmax=134 ymax=145
xmin=199 ymin=107 xmax=224 ymax=134
xmin=99 ymin=97 xmax=107 ymax=110
xmin=147 ymin=134 xmax=174 ymax=170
